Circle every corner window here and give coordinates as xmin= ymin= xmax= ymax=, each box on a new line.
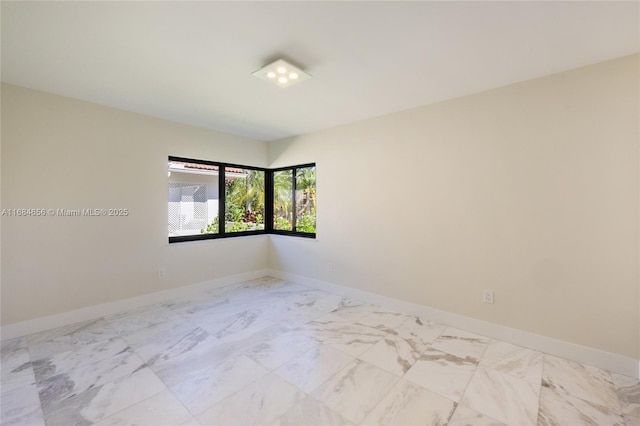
xmin=271 ymin=165 xmax=316 ymax=235
xmin=168 ymin=157 xmax=315 ymax=242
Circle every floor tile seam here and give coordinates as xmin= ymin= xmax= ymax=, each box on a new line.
xmin=268 ymin=393 xmax=347 ymax=426
xmin=195 ymin=370 xmax=306 ymax=424
xmin=478 ymin=359 xmax=545 ymax=396
xmin=34 ymin=350 xmax=137 ymax=397
xmin=85 ymin=381 xmax=170 ymax=426
xmin=451 ymin=402 xmax=505 ymax=425
xmin=470 ymin=365 xmax=542 ymax=426
xmin=272 ymin=343 xmax=356 ymax=394
xmin=304 ymin=356 xmax=365 ymax=400
xmin=26 ymin=319 xmax=127 ymax=387
xmin=354 ymin=354 xmax=405 ymax=379
xmin=311 ymin=357 xmax=402 ymax=425
xmin=352 ymin=363 xmax=403 ymax=426
xmin=36 ymin=351 xmax=152 ymax=416
xmin=0 ymin=395 xmax=45 ymax=426
xmin=104 ymin=312 xmax=184 ymax=339
xmin=458 ymin=366 xmax=538 ymax=426
xmin=322 ymin=338 xmax=379 ymax=360
xmin=0 ymin=376 xmax=37 ymax=396
xmin=102 ymin=303 xmax=173 ymax=324
xmin=540 ymin=353 xmax=626 ymax=416
xmin=0 ymin=356 xmax=37 ymax=389
xmin=355 ymin=337 xmax=422 ymax=379
xmin=30 ymin=336 xmax=138 ymax=386
xmin=245 ymin=339 xmax=319 ymax=372
xmin=178 ymin=360 xmax=273 ymax=419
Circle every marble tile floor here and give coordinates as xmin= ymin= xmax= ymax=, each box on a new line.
xmin=1 ymin=277 xmax=637 ymax=426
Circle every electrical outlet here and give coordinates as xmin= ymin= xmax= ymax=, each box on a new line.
xmin=158 ymin=268 xmax=166 ymax=279
xmin=483 ymin=290 xmax=494 ymax=304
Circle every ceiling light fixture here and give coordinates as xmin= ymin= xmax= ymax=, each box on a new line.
xmin=252 ymin=59 xmax=311 ymax=88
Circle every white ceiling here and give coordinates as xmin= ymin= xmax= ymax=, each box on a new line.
xmin=2 ymin=1 xmax=638 ymax=141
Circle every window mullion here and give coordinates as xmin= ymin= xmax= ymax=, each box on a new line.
xmin=219 ymin=164 xmax=226 ymax=234
xmin=265 ymin=170 xmax=274 ymax=233
xmin=291 ymin=167 xmax=297 ymax=231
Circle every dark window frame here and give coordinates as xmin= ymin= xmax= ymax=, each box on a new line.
xmin=168 ymin=156 xmax=316 ymax=243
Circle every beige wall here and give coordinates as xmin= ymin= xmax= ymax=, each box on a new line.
xmin=1 ymin=84 xmax=269 ymax=325
xmin=268 ymin=55 xmax=640 ymax=359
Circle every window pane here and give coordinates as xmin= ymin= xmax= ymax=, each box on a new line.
xmin=295 ymin=166 xmax=316 ymax=233
xmin=225 ymin=167 xmax=265 ymax=233
xmin=273 ymin=169 xmax=293 ymax=231
xmin=168 ymin=160 xmax=219 ymax=236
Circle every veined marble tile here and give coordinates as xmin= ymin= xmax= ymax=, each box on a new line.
xmin=356 ymin=310 xmax=410 ymax=332
xmin=542 ymin=354 xmax=621 ymax=410
xmin=0 ymin=382 xmax=42 ymax=425
xmin=403 ymin=348 xmax=478 ymax=402
xmin=304 ymin=320 xmax=387 ymax=357
xmin=358 ymin=332 xmax=427 ymax=376
xmin=1 ymin=336 xmax=28 ymax=356
xmin=1 ymin=337 xmax=35 ymax=393
xmin=274 ymin=345 xmax=354 ymax=394
xmin=361 ymin=379 xmax=456 ymax=426
xmin=175 ymin=296 xmax=249 ymax=324
xmin=244 ymin=276 xmax=288 ymax=286
xmin=32 ymin=337 xmax=129 ymax=382
xmin=479 ymin=341 xmax=543 ymax=387
xmin=311 ymin=359 xmax=398 ymax=424
xmin=163 ymin=290 xmax=229 ymax=315
xmin=196 ymin=373 xmax=305 ymax=425
xmin=150 ymin=337 xmax=245 ymax=388
xmin=538 ymin=384 xmax=625 ymax=426
xmin=105 ymin=305 xmax=184 ymax=337
xmin=612 ymin=373 xmax=640 ymax=419
xmin=309 ymin=312 xmax=359 ymax=326
xmin=92 ymin=389 xmax=192 ymax=426
xmin=179 ymin=418 xmax=202 ymax=426
xmin=279 ymin=288 xmax=330 ymax=306
xmin=448 ymin=405 xmax=506 ymax=426
xmin=167 ymin=355 xmax=269 ymax=415
xmin=195 ymin=302 xmax=282 ymax=342
xmin=271 ymin=395 xmax=353 ymax=426
xmin=210 ymin=281 xmax=307 ymax=309
xmin=234 ymin=320 xmax=313 ymax=352
xmin=28 ymin=319 xmax=120 ymax=361
xmin=393 ymin=316 xmax=446 ymax=346
xmin=123 ymin=319 xmax=217 ymax=367
xmin=37 ymin=348 xmax=146 ymax=409
xmin=42 ymin=367 xmax=165 ymax=426
xmin=326 ymin=298 xmax=377 ymax=322
xmin=2 ymin=407 xmax=46 ymax=426
xmin=243 ymin=331 xmax=318 ymax=370
xmin=281 ymin=293 xmax=346 ymax=322
xmin=460 ymin=367 xmax=539 ymax=426
xmin=624 ymin=414 xmax=640 ymax=426
xmin=430 ymin=327 xmax=490 ymax=363
xmin=238 ymin=277 xmax=294 ymax=294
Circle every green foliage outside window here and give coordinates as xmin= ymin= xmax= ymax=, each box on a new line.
xmin=273 ymin=166 xmax=316 ymax=233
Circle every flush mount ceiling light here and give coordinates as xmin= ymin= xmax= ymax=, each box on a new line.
xmin=252 ymin=59 xmax=311 ymax=88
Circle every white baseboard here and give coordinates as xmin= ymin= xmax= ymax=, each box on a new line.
xmin=0 ymin=269 xmax=270 ymax=341
xmin=269 ymin=269 xmax=640 ymax=379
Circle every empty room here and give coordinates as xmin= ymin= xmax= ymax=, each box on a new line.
xmin=1 ymin=1 xmax=638 ymax=425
